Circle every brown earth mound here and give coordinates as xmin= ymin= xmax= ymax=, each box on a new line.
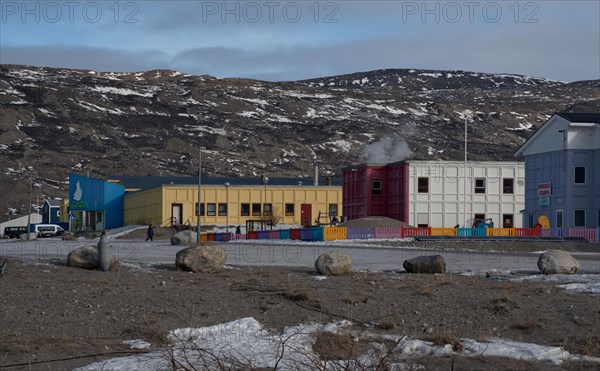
xmin=340 ymin=216 xmax=411 ymax=228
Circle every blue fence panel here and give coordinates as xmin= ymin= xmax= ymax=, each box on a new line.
xmin=300 ymin=228 xmax=313 ymax=241
xmin=346 ymin=227 xmax=375 ymax=239
xmin=280 ymin=229 xmax=291 ymax=240
xmin=311 ymin=227 xmax=324 ymax=241
xmin=457 ymin=228 xmax=487 ymax=237
xmin=256 ymin=230 xmax=269 ymax=240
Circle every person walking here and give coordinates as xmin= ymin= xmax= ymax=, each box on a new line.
xmin=145 ymin=224 xmax=154 ymax=242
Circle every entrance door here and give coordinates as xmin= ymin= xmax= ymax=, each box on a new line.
xmin=301 ymin=204 xmax=312 ymax=227
xmin=171 ymin=203 xmax=183 ymax=226
xmin=503 ymin=214 xmax=514 ymax=228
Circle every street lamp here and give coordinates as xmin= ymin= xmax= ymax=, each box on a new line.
xmin=196 ymin=146 xmax=205 ymax=244
xmin=464 ymin=115 xmax=469 ymax=228
xmin=224 ymin=182 xmax=230 ymax=235
xmin=27 ymin=174 xmax=33 ymax=241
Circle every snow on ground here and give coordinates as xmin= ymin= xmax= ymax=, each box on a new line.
xmin=77 ymin=317 xmax=600 ymax=370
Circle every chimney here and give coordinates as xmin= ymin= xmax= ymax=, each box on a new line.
xmin=313 ymin=163 xmax=319 ymax=186
xmin=325 ymin=176 xmax=333 ymax=186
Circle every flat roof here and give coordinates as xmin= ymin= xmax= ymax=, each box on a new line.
xmin=109 ymin=175 xmax=342 ymax=190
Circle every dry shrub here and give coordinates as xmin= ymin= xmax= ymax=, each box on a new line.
xmin=284 ymin=290 xmax=310 ymax=302
xmin=378 ymin=319 xmax=395 ymax=331
xmin=312 ymin=331 xmax=367 ymax=361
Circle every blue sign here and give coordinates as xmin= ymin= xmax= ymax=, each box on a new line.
xmin=68 ymin=213 xmax=75 ymax=221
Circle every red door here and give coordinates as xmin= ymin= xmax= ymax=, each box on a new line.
xmin=301 ymin=204 xmax=312 ymax=227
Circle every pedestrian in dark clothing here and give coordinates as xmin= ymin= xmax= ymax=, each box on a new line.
xmin=145 ymin=224 xmax=154 ymax=241
xmin=235 ymin=225 xmax=241 ymax=235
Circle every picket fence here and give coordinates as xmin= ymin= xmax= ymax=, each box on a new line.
xmin=200 ymin=226 xmax=600 ymax=243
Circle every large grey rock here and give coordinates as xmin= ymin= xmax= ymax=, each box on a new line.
xmin=67 ymin=245 xmax=118 ymax=270
xmin=315 ymin=252 xmax=352 ymax=276
xmin=538 ymin=250 xmax=579 ymax=275
xmin=403 ymin=255 xmax=446 ymax=274
xmin=170 ymin=230 xmax=198 ymax=245
xmin=176 ymin=246 xmax=226 ymax=273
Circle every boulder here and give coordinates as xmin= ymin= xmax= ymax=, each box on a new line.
xmin=62 ymin=232 xmax=75 ymax=241
xmin=176 ymin=246 xmax=226 ymax=273
xmin=67 ymin=245 xmax=118 ymax=271
xmin=170 ymin=230 xmax=198 ymax=245
xmin=315 ymin=252 xmax=352 ymax=276
xmin=538 ymin=250 xmax=579 ymax=275
xmin=403 ymin=255 xmax=446 ymax=274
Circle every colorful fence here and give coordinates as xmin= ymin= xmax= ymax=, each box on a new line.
xmin=207 ymin=226 xmax=600 ymax=243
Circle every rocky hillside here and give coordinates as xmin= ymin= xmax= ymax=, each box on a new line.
xmin=0 ymin=64 xmax=598 ymax=218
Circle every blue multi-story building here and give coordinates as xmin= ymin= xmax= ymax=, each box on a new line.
xmin=515 ymin=113 xmax=600 ymax=228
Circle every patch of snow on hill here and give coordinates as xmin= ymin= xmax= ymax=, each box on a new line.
xmin=91 ymin=86 xmax=154 ymax=97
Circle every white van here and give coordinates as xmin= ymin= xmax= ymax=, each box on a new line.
xmin=35 ymin=224 xmax=65 ymax=238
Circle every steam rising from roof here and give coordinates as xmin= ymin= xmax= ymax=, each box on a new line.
xmin=361 ymin=135 xmax=412 ymax=164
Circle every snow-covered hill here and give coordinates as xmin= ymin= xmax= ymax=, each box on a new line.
xmin=0 ymin=64 xmax=598 ymax=217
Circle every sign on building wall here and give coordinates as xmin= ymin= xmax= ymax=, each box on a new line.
xmin=537 ymin=182 xmax=552 ymax=197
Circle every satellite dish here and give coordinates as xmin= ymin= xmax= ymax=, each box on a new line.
xmin=517 ymin=180 xmax=524 ymax=186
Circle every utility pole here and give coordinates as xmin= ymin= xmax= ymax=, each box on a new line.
xmin=27 ymin=175 xmax=32 ymax=241
xmin=196 ymin=147 xmax=204 ymax=244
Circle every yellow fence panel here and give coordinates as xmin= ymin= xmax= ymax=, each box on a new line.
xmin=324 ymin=227 xmax=347 ymax=241
xmin=486 ymin=228 xmax=515 ymax=236
xmin=431 ymin=228 xmax=457 ymax=236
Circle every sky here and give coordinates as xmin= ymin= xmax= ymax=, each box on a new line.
xmin=1 ymin=1 xmax=599 ymax=82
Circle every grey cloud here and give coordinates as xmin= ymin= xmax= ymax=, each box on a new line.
xmin=0 ymin=45 xmax=170 ymax=73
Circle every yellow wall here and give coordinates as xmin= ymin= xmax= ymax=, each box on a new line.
xmin=124 ymin=185 xmax=343 ymax=227
xmin=123 ymin=187 xmax=164 ymax=226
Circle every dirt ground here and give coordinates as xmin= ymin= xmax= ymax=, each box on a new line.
xmin=1 ymin=239 xmax=599 ymax=370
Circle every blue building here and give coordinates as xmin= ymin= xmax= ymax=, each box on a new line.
xmin=69 ymin=174 xmax=125 ymax=231
xmin=515 ymin=113 xmax=600 ymax=228
xmin=42 ymin=199 xmax=61 ymax=224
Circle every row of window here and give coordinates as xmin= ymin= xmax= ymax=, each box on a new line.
xmin=194 ymin=203 xmax=339 ymax=217
xmin=371 ymin=178 xmax=516 ymax=194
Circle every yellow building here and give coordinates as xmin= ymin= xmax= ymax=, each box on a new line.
xmin=118 ymin=177 xmax=342 ymax=228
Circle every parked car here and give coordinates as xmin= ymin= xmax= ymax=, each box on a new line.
xmin=34 ymin=224 xmax=65 ymax=238
xmin=3 ymin=226 xmax=28 ymax=239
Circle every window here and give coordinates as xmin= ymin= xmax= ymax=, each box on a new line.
xmin=372 ymin=179 xmax=382 ymax=195
xmin=528 ymin=213 xmax=534 ymax=228
xmin=503 ymin=178 xmax=514 ymax=194
xmin=329 ymin=204 xmax=338 ymax=217
xmin=195 ymin=203 xmax=205 ymax=216
xmin=556 ymin=210 xmax=563 ymax=228
xmin=263 ymin=203 xmax=272 ymax=216
xmin=207 ymin=203 xmax=216 ymax=216
xmin=252 ymin=203 xmax=261 ymax=217
xmin=218 ymin=203 xmax=227 ymax=216
xmin=285 ymin=203 xmax=294 ymax=216
xmin=474 ymin=178 xmax=486 ymax=193
xmin=574 ymin=209 xmax=586 ymax=227
xmin=418 ymin=177 xmax=429 ymax=193
xmin=241 ymin=203 xmax=250 ymax=216
xmin=502 ymin=214 xmax=514 ymax=228
xmin=574 ymin=166 xmax=586 ymax=184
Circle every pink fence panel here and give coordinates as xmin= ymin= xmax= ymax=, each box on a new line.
xmin=568 ymin=228 xmax=599 ymax=242
xmin=374 ymin=227 xmax=403 ymax=239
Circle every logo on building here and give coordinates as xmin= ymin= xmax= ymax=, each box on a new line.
xmin=71 ymin=180 xmax=88 ymax=209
